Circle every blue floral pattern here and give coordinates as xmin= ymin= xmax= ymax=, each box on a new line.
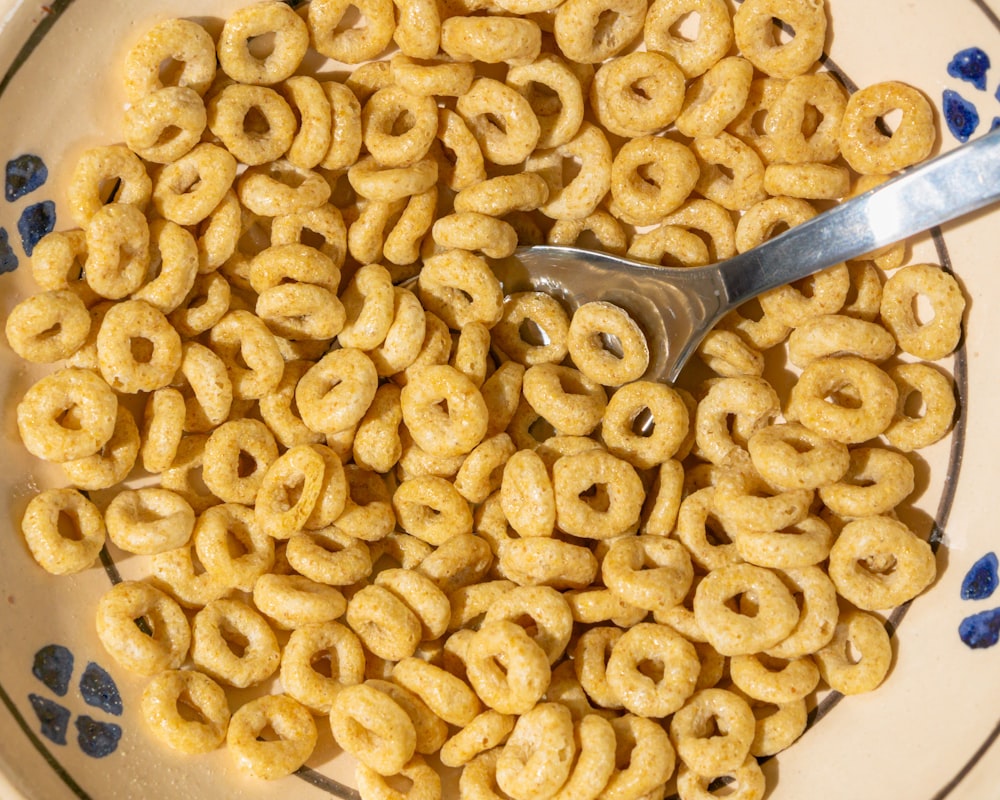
xmin=944 ymin=46 xmax=1000 ymax=141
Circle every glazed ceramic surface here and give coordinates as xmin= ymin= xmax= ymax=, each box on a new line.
xmin=0 ymin=0 xmax=998 ymax=798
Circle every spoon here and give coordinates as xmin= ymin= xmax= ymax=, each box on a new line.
xmin=484 ymin=125 xmax=1000 ymax=383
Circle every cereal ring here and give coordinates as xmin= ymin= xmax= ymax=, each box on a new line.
xmin=363 ymin=86 xmax=438 ymax=169
xmin=85 ymin=202 xmax=150 ymax=300
xmin=228 ymin=694 xmax=317 ymax=780
xmin=339 ymin=263 xmax=395 ymax=350
xmin=253 ymin=573 xmax=347 ymax=630
xmin=431 ymin=212 xmax=518 ymax=260
xmin=441 ymin=16 xmax=541 ymax=66
xmin=416 ymin=533 xmax=494 ymax=594
xmin=308 ymin=0 xmax=395 ymax=63
xmin=202 ymin=419 xmax=278 ymax=506
xmin=20 ymin=488 xmax=106 ymax=575
xmin=95 ymin=299 xmax=181 ymax=394
xmin=392 ymin=475 xmax=473 ymax=546
xmin=5 ymin=289 xmax=91 ymax=364
xmin=549 ymin=715 xmax=617 ymax=800
xmin=768 ymin=73 xmax=847 ymax=164
xmin=880 ymin=263 xmax=966 ymax=360
xmin=153 ymin=143 xmax=238 ymax=227
xmin=346 ymin=584 xmax=421 ymax=661
xmin=602 ymin=535 xmax=694 ymax=615
xmin=191 ymin=504 xmax=273 ymax=594
xmin=123 ymin=86 xmax=206 ymax=164
xmin=602 ymin=714 xmax=675 ymax=800
xmin=693 ymin=563 xmax=800 ymax=656
xmin=67 ymin=145 xmax=151 ymax=228
xmin=507 ymin=53 xmax=585 ymax=149
xmin=548 ymin=211 xmax=628 ymax=255
xmin=466 ymin=620 xmax=551 ymax=715
xmin=673 ymin=486 xmax=740 ymax=571
xmin=124 ymin=18 xmax=216 ymax=101
xmin=271 ymin=204 xmax=347 ymax=269
xmin=692 ymin=132 xmax=767 ymax=212
xmin=296 ymin=348 xmax=378 ymax=435
xmin=787 ymin=314 xmax=897 ymax=368
xmin=207 ymin=84 xmax=296 ymax=166
xmin=567 ymin=301 xmax=649 ymax=387
xmin=356 ymin=754 xmax=442 ymax=800
xmin=333 ymin=464 xmax=393 ymax=539
xmin=391 ymin=54 xmax=474 ymax=99
xmin=669 ymin=688 xmax=756 ymax=775
xmin=96 ymin=581 xmax=190 ymax=675
xmin=218 ymin=2 xmax=308 ymax=85
xmin=391 ymin=656 xmax=481 ymax=727
xmin=606 ymin=622 xmax=700 ymax=717
xmin=191 ymin=598 xmax=280 ymax=688
xmin=787 ymin=356 xmax=898 ymax=444
xmin=734 ymin=0 xmax=827 ymax=79
xmin=610 ymin=136 xmax=699 ymax=226
xmin=885 ymin=362 xmax=956 ymax=452
xmin=828 ymin=515 xmax=936 ymax=610
xmin=498 ymin=537 xmax=599 ymax=590
xmin=440 ymin=711 xmax=515 ymax=768
xmin=676 ymin=57 xmax=754 ymax=139
xmin=529 ymin=122 xmax=612 ymax=220
xmin=280 ymin=621 xmax=365 ymax=713
xmin=141 ymin=669 xmax=230 ymax=755
xmin=401 ymin=364 xmax=488 ymax=458
xmin=150 ymin=543 xmax=229 ymax=610
xmin=763 ymin=163 xmax=851 ymax=200
xmin=238 ymin=160 xmax=332 ymax=217
xmin=29 ymin=230 xmax=93 ymax=300
xmin=522 ymin=363 xmax=607 ymax=437
xmin=747 ymin=422 xmax=849 ymax=492
xmin=730 ymin=652 xmax=819 ymax=705
xmin=644 ymin=0 xmax=733 ymax=78
xmin=375 ymin=567 xmax=450 ymax=640
xmin=813 ymin=608 xmax=892 ymax=694
xmin=590 ymin=52 xmax=684 ymax=137
xmin=840 ymin=81 xmax=935 ymax=175
xmin=435 ymin=109 xmax=487 ymax=192
xmin=349 ymin=155 xmax=438 ymax=203
xmin=602 ymin=381 xmax=689 ymax=469
xmin=496 ymin=703 xmax=575 ymax=800
xmin=17 ymin=367 xmax=117 ymax=462
xmin=454 ymin=172 xmax=549 ymax=217
xmin=457 ymin=77 xmax=540 ymax=167
xmin=454 ymin=433 xmax=516 ymax=504
xmin=105 ymin=488 xmax=194 ymax=556
xmin=319 ymin=81 xmax=364 ymax=171
xmin=675 ymin=755 xmax=765 ymax=800
xmin=553 ymin=449 xmax=644 ymax=539
xmin=553 ymin=0 xmax=646 ymax=63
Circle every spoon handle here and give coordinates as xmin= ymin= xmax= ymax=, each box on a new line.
xmin=717 ymin=125 xmax=1000 ymax=308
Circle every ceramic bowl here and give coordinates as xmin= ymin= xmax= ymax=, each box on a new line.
xmin=0 ymin=0 xmax=998 ymax=798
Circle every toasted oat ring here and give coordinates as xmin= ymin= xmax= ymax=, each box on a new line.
xmin=416 ymin=532 xmax=493 ymax=594
xmin=788 ymin=314 xmax=897 ymax=368
xmin=346 ymin=584 xmax=421 ymax=661
xmin=496 ymin=703 xmax=576 ymax=800
xmin=392 ymin=0 xmax=442 ymax=59
xmin=218 ymin=1 xmax=308 ymax=85
xmin=787 ymin=356 xmax=898 ymax=444
xmin=547 ymin=714 xmax=616 ymax=800
xmin=507 ymin=53 xmax=585 ymax=149
xmin=674 ymin=486 xmax=740 ymax=571
xmin=332 ymin=463 xmax=392 ymax=539
xmin=493 ymin=292 xmax=571 ymax=367
xmin=440 ymin=711 xmax=516 ymax=769
xmin=813 ymin=608 xmax=892 ymax=694
xmin=606 ymin=622 xmax=700 ymax=717
xmin=466 ymin=620 xmax=551 ymax=715
xmin=498 ymin=537 xmax=599 ymax=590
xmin=764 ymin=566 xmax=839 ymax=659
xmin=693 ymin=563 xmax=800 ymax=656
xmin=238 ymin=160 xmax=331 ymax=217
xmin=590 ymin=52 xmax=685 ymax=138
xmin=308 ymin=0 xmax=395 ymax=63
xmin=85 ymin=202 xmax=150 ymax=300
xmin=255 ymin=445 xmax=327 ymax=540
xmin=123 ymin=86 xmax=206 ymax=164
xmin=764 ymin=163 xmax=851 ymax=200
xmin=713 ymin=463 xmax=813 ymax=534
xmin=279 ymin=76 xmax=334 ymax=170
xmin=330 ymin=683 xmax=416 ymax=776
xmin=482 ymin=585 xmax=573 ymax=664
xmin=363 ymin=86 xmax=438 ymax=169
xmin=96 ymin=580 xmax=190 ymax=676
xmin=339 ymin=263 xmax=395 ymax=350
xmin=133 ymin=220 xmax=199 ymax=316
xmin=105 ymin=487 xmax=194 ymax=556
xmin=5 ymin=289 xmax=91 ymax=364
xmin=694 ymin=376 xmax=779 ymax=465
xmin=17 ymin=367 xmax=117 ymax=462
xmin=392 ymin=656 xmax=482 ymax=727
xmin=66 ymin=145 xmax=151 ymax=228
xmin=669 ymin=688 xmax=756 ymax=776
xmin=530 ymin=122 xmax=612 ymax=221
xmin=152 ymin=143 xmax=238 ymax=227
xmin=453 ymin=434 xmax=514 ymax=505
xmin=567 ymin=301 xmax=649 ymax=387
xmin=453 ymin=172 xmax=549 ymax=216
xmin=123 ymin=18 xmax=217 ymax=102
xmin=141 ymin=669 xmax=230 ymax=755
xmin=96 ymin=299 xmax=182 ymax=395
xmin=768 ymin=73 xmax=847 ymax=164
xmin=286 ymin=525 xmax=372 ymax=587
xmin=729 ymin=653 xmax=820 ymax=705
xmin=279 ymin=621 xmax=365 ymax=714
xmin=356 ymin=755 xmax=442 ymax=800
xmin=435 ymin=109 xmax=487 ymax=192
xmin=191 ymin=598 xmax=280 ymax=688
xmin=602 ymin=714 xmax=675 ymax=800
xmin=691 ymin=132 xmax=767 ymax=212
xmin=253 ymin=573 xmax=347 ymax=630
xmin=362 ymin=679 xmax=447 ymax=757
xmin=192 ymin=504 xmax=274 ymax=594
xmin=675 ymin=755 xmax=766 ymax=800
xmin=610 ymin=136 xmax=699 ymax=226
xmin=457 ymin=77 xmax=541 ymax=167
xmin=295 ymin=348 xmax=378 ymax=435
xmin=747 ymin=422 xmax=850 ymax=491
xmin=602 ymin=535 xmax=693 ymax=615
xmin=374 ymin=567 xmax=450 ymax=641
xmin=548 ymin=211 xmax=628 ymax=255
xmin=201 ymin=419 xmax=277 ymax=506
xmin=733 ymin=0 xmax=827 ymax=79
xmin=348 ymin=155 xmax=438 ymax=203
xmin=20 ymin=488 xmax=106 ymax=575
xmin=553 ymin=0 xmax=646 ymax=63
xmin=207 ymin=84 xmax=296 ymax=166
xmin=828 ymin=515 xmax=936 ymax=610
xmin=391 ymin=54 xmax=475 ymax=98
xmin=602 ymin=380 xmax=689 ymax=469
xmin=431 ymin=212 xmax=518 ymax=260
xmin=880 ymin=263 xmax=966 ymax=360
xmin=840 ymin=81 xmax=935 ymax=175
xmin=522 ymin=363 xmax=607 ymax=437
xmin=675 ymin=57 xmax=755 ymax=139
xmin=885 ymin=362 xmax=956 ymax=452
xmin=553 ymin=449 xmax=644 ymax=539
xmin=228 ymin=694 xmax=317 ymax=780
xmin=392 ymin=475 xmax=473 ymax=546
xmin=441 ymin=16 xmax=541 ymax=66
xmin=644 ymin=0 xmax=734 ymax=78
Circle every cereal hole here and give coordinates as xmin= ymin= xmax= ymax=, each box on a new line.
xmin=157 ymin=57 xmax=188 ymax=89
xmin=597 ymin=331 xmax=624 ymax=359
xmin=176 ymin=690 xmax=210 ymax=724
xmin=334 ymin=5 xmax=367 ymax=35
xmin=220 ymin=620 xmax=251 ymax=658
xmin=750 ymin=108 xmax=770 ymax=137
xmin=225 ymin=528 xmax=251 ymax=560
xmin=526 ymin=81 xmax=562 ymax=118
xmin=255 ymin=721 xmax=283 ymax=742
xmin=706 ymin=774 xmax=739 ymax=796
xmin=384 ymin=773 xmax=416 ymax=794
xmin=518 ymin=318 xmax=550 ymax=347
xmin=309 ymin=651 xmax=335 ymax=678
xmin=594 ymin=10 xmax=622 ymax=48
xmin=527 ymin=414 xmax=555 ymax=442
xmin=298 ymin=226 xmax=329 ymax=252
xmin=130 ymin=337 xmax=156 ymax=363
xmin=99 ymin=177 xmax=123 ymax=205
xmin=842 ymin=635 xmax=864 ymax=665
xmin=629 ymin=406 xmax=655 ymax=437
xmin=911 ymin=292 xmax=936 ymax=326
xmin=876 ymin=107 xmax=904 ymax=137
xmin=636 ymin=656 xmax=665 ymax=682
xmin=770 ymin=17 xmax=796 ymax=46
xmin=247 ymin=31 xmax=277 ymax=62
xmin=578 ymin=481 xmax=611 ymax=512
xmin=705 ymin=514 xmax=733 ymax=547
xmin=56 ymin=510 xmax=85 ymax=542
xmin=902 ymin=389 xmax=927 ymax=419
xmin=391 ymin=109 xmax=418 ymax=137
xmin=823 ymin=382 xmax=862 ymax=409
xmin=801 ymin=104 xmax=821 ymax=138
xmin=667 ymin=11 xmax=701 ymax=42
xmin=242 ymin=105 xmax=272 ymax=136
xmin=236 ymin=449 xmax=259 ymax=479
xmin=859 ymin=553 xmax=898 ymax=577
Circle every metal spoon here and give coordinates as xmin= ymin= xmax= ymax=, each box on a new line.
xmin=484 ymin=126 xmax=1000 ymax=383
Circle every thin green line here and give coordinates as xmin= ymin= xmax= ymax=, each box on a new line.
xmin=0 ymin=0 xmax=76 ymax=101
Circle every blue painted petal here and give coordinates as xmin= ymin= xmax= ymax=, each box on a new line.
xmin=28 ymin=694 xmax=71 ymax=745
xmin=0 ymin=227 xmax=18 ymax=274
xmin=947 ymin=47 xmax=991 ymax=91
xmin=961 ymin=552 xmax=999 ymax=600
xmin=75 ymin=715 xmax=122 ymax=758
xmin=79 ymin=662 xmax=122 ymax=716
xmin=943 ymin=89 xmax=980 ymax=143
xmin=17 ymin=200 xmax=55 ymax=256
xmin=958 ymin=607 xmax=1000 ymax=648
xmin=992 ymin=117 xmax=1000 ymax=132
xmin=5 ymin=154 xmax=48 ymax=202
xmin=31 ymin=645 xmax=74 ymax=697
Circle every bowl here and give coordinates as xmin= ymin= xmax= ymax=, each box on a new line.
xmin=0 ymin=0 xmax=997 ymax=798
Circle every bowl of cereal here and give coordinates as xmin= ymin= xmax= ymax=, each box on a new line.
xmin=0 ymin=0 xmax=997 ymax=797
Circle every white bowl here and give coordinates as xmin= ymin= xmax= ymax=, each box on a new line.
xmin=0 ymin=0 xmax=998 ymax=798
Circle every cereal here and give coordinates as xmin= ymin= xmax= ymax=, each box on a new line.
xmin=6 ymin=2 xmax=961 ymax=796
